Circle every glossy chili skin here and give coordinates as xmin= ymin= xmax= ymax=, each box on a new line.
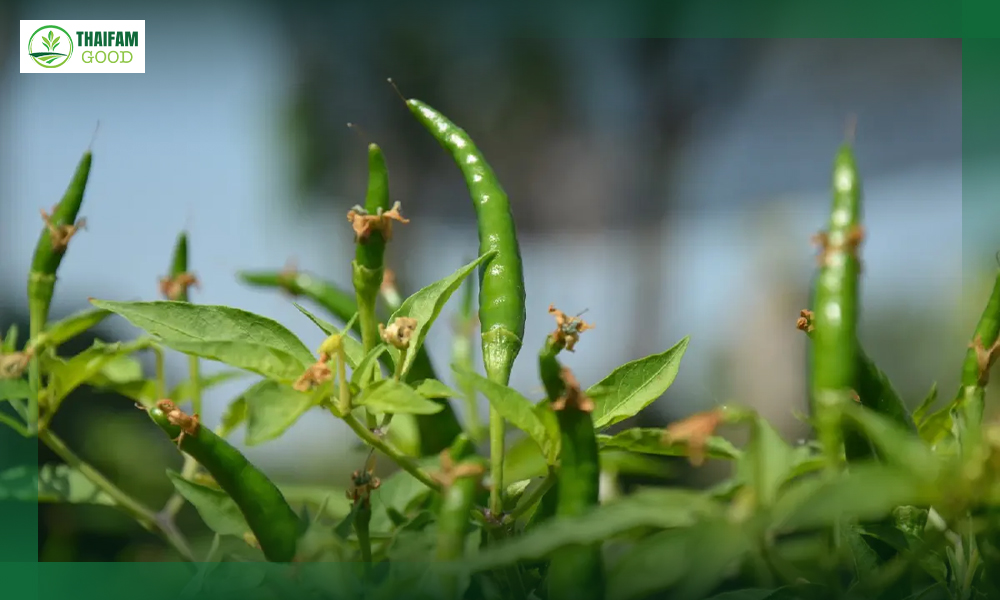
xmin=148 ymin=403 xmax=300 ymax=562
xmin=810 ymin=143 xmax=862 ymax=412
xmin=405 ymin=99 xmax=526 ymax=385
xmin=539 ymin=339 xmax=603 ymax=600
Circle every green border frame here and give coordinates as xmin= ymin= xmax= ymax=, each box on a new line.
xmin=4 ymin=1 xmax=989 ymax=598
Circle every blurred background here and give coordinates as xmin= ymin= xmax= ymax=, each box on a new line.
xmin=0 ymin=4 xmax=981 ymax=562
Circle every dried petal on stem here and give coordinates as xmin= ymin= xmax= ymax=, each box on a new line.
xmin=379 ymin=317 xmax=418 ymax=350
xmin=41 ymin=206 xmax=86 ymax=252
xmin=661 ymin=408 xmax=725 ymax=467
xmin=547 ymin=304 xmax=594 ymax=352
xmin=158 ymin=272 xmax=200 ymax=301
xmin=293 ymin=352 xmax=333 ymax=392
xmin=347 ymin=201 xmax=410 ymax=243
xmin=550 ymin=366 xmax=594 ymax=413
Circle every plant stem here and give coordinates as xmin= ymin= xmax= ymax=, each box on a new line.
xmin=0 ymin=411 xmax=29 ymax=437
xmin=153 ymin=345 xmax=166 ymax=399
xmin=39 ymin=428 xmax=195 ymax=562
xmin=337 ymin=348 xmax=351 ymax=416
xmin=27 ymin=292 xmax=48 ymax=434
xmin=489 ymin=406 xmax=504 ymax=515
xmin=338 ymin=412 xmax=442 ymax=493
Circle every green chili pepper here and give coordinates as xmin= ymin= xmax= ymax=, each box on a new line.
xmin=954 ymin=265 xmax=1000 ymax=436
xmin=406 ymin=99 xmax=527 ymax=516
xmin=435 ymin=434 xmax=487 ymax=599
xmin=539 ymin=335 xmax=603 ymax=600
xmin=352 ymin=143 xmax=392 ymax=356
xmin=239 ymin=268 xmax=462 ymax=455
xmin=809 ymin=139 xmax=865 ymax=466
xmin=798 ymin=310 xmax=916 ymax=462
xmin=148 ymin=399 xmax=300 ymax=562
xmin=27 ymin=149 xmax=93 ymax=432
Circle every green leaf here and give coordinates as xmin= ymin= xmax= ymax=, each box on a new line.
xmin=52 ymin=36 xmax=60 ymax=49
xmin=735 ymin=413 xmax=797 ymax=508
xmin=608 ymin=520 xmax=751 ymax=600
xmin=502 ymin=434 xmax=549 ymax=482
xmin=277 ymin=484 xmax=350 ymax=520
xmin=386 ymin=252 xmax=495 ymax=377
xmin=841 ymin=402 xmax=938 ymax=478
xmin=370 ymin=465 xmax=436 ymax=533
xmin=588 ymin=336 xmax=689 ymax=429
xmin=0 ymin=464 xmax=114 ymax=505
xmin=0 ymin=379 xmax=30 ymax=403
xmin=599 ymin=450 xmax=673 ymax=478
xmin=169 ymin=370 xmax=248 ymax=404
xmin=34 ymin=308 xmax=111 ymax=349
xmin=454 ymin=368 xmax=557 ymax=463
xmin=94 ymin=354 xmax=144 ymax=384
xmin=456 ymin=488 xmax=720 ymax=572
xmin=355 ymin=379 xmax=445 ymax=415
xmin=244 ymin=379 xmax=330 ymax=445
xmin=217 ymin=396 xmax=247 ymax=439
xmin=911 ymin=382 xmax=938 ymax=427
xmin=840 ymin=521 xmax=880 ymax=583
xmin=773 ymin=464 xmax=938 ymax=531
xmin=412 ymin=378 xmax=461 ymax=399
xmin=293 ymin=303 xmax=365 ymax=368
xmin=351 ymin=344 xmax=387 ymax=389
xmin=2 ymin=324 xmax=18 ymax=352
xmin=166 ymin=470 xmax=250 ymax=537
xmin=598 ymin=427 xmax=740 ymax=461
xmin=44 ymin=340 xmax=148 ymax=406
xmin=90 ymin=300 xmax=314 ymax=382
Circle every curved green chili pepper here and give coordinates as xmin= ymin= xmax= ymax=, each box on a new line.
xmin=406 ymin=99 xmax=527 ymax=515
xmin=539 ymin=335 xmax=603 ymax=600
xmin=238 ymin=268 xmax=462 ymax=455
xmin=149 ymin=399 xmax=300 ymax=562
xmin=352 ymin=143 xmax=392 ymax=356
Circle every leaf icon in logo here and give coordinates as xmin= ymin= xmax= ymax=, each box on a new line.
xmin=41 ymin=37 xmax=51 ymax=51
xmin=52 ymin=36 xmax=60 ymax=50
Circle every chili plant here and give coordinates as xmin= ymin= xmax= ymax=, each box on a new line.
xmin=3 ymin=104 xmax=998 ymax=600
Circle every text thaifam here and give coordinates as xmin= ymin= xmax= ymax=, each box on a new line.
xmin=75 ymin=30 xmax=139 ymax=47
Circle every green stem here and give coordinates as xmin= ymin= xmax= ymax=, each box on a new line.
xmin=153 ymin=345 xmax=166 ymax=399
xmin=489 ymin=407 xmax=504 ymax=515
xmin=27 ymin=291 xmax=48 ymax=434
xmin=337 ymin=348 xmax=351 ymax=416
xmin=39 ymin=429 xmax=195 ymax=562
xmin=0 ymin=411 xmax=29 ymax=437
xmin=339 ymin=412 xmax=442 ymax=493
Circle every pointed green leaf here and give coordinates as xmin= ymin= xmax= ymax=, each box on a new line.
xmin=351 ymin=344 xmax=387 ymax=389
xmin=386 ymin=252 xmax=495 ymax=377
xmin=292 ymin=303 xmax=364 ymax=368
xmin=31 ymin=308 xmax=111 ymax=350
xmin=52 ymin=36 xmax=60 ymax=49
xmin=412 ymin=378 xmax=461 ymax=399
xmin=244 ymin=379 xmax=330 ymax=445
xmin=90 ymin=300 xmax=314 ymax=381
xmin=355 ymin=379 xmax=445 ymax=415
xmin=598 ymin=428 xmax=740 ymax=461
xmin=911 ymin=382 xmax=938 ymax=427
xmin=217 ymin=396 xmax=247 ymax=439
xmin=455 ymin=488 xmax=720 ymax=572
xmin=44 ymin=339 xmax=149 ymax=406
xmin=735 ymin=413 xmax=797 ymax=508
xmin=841 ymin=402 xmax=938 ymax=478
xmin=93 ymin=354 xmax=143 ymax=384
xmin=2 ymin=324 xmax=18 ymax=352
xmin=167 ymin=470 xmax=250 ymax=537
xmin=588 ymin=336 xmax=689 ymax=429
xmin=454 ymin=367 xmax=557 ymax=463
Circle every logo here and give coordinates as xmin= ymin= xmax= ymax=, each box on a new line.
xmin=27 ymin=25 xmax=73 ymax=68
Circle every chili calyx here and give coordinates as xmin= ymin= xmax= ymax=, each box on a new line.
xmin=40 ymin=206 xmax=86 ymax=253
xmin=347 ymin=201 xmax=409 ymax=243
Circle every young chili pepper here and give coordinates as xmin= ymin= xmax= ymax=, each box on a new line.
xmin=148 ymin=399 xmax=301 ymax=562
xmin=434 ymin=434 xmax=487 ymax=599
xmin=27 ymin=149 xmax=93 ymax=432
xmin=350 ymin=143 xmax=395 ymax=358
xmin=159 ymin=232 xmax=199 ymax=302
xmin=809 ymin=136 xmax=864 ymax=465
xmin=406 ymin=98 xmax=527 ymax=516
xmin=954 ymin=265 xmax=1000 ymax=434
xmin=538 ymin=310 xmax=603 ymax=600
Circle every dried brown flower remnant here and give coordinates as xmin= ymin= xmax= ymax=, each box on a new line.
xmin=971 ymin=335 xmax=1000 ymax=387
xmin=0 ymin=350 xmax=33 ymax=380
xmin=812 ymin=225 xmax=865 ymax=267
xmin=548 ymin=304 xmax=594 ymax=352
xmin=156 ymin=399 xmax=200 ymax=447
xmin=550 ymin=367 xmax=595 ymax=413
xmin=380 ymin=317 xmax=418 ymax=350
xmin=433 ymin=449 xmax=487 ymax=488
xmin=294 ymin=352 xmax=333 ymax=392
xmin=158 ymin=272 xmax=199 ymax=301
xmin=347 ymin=201 xmax=410 ymax=243
xmin=41 ymin=206 xmax=86 ymax=252
xmin=796 ymin=309 xmax=815 ymax=333
xmin=662 ymin=408 xmax=725 ymax=467
xmin=347 ymin=461 xmax=381 ymax=507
